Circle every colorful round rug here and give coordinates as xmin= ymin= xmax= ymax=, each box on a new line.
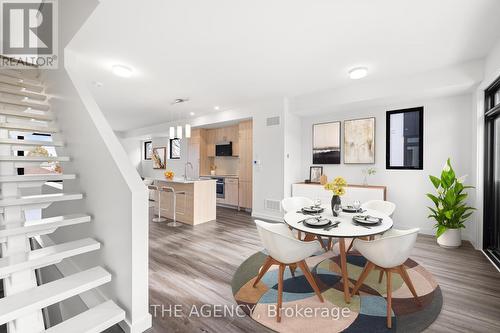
xmin=232 ymin=245 xmax=442 ymax=332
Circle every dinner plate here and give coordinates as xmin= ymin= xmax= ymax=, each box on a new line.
xmin=303 ymin=217 xmax=331 ymax=228
xmin=342 ymin=206 xmax=362 ymax=213
xmin=352 ymin=215 xmax=383 ymax=225
xmin=301 ymin=206 xmax=324 ymax=214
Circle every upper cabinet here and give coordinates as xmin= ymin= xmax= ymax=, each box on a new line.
xmin=205 ymin=125 xmax=239 ymax=158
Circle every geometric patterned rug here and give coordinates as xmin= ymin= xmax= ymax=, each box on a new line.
xmin=232 ymin=244 xmax=442 ymax=332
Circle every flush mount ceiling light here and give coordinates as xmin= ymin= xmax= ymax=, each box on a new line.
xmin=112 ymin=64 xmax=133 ymax=78
xmin=214 ymin=106 xmax=220 ymax=110
xmin=348 ymin=67 xmax=368 ymax=79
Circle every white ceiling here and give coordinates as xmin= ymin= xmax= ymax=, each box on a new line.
xmin=69 ymin=0 xmax=500 ymax=131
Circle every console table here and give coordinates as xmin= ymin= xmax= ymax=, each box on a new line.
xmin=291 ymin=183 xmax=386 ymax=205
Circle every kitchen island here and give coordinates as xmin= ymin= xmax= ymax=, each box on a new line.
xmin=153 ymin=178 xmax=216 ymax=225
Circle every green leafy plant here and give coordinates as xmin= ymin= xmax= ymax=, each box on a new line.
xmin=426 ymin=158 xmax=475 ymax=238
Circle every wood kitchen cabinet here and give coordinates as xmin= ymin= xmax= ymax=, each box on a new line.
xmin=225 ymin=178 xmax=239 ymax=206
xmin=238 ymin=180 xmax=252 ymax=209
xmin=238 ymin=120 xmax=253 ymax=208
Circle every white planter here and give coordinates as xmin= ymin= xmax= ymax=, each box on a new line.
xmin=437 ymin=228 xmax=462 ymax=248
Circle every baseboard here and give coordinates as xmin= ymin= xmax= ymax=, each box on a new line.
xmin=251 ymin=211 xmax=283 ymax=222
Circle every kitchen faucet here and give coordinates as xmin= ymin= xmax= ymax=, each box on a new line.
xmin=184 ymin=162 xmax=193 ymax=180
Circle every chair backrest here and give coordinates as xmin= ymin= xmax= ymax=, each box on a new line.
xmin=362 ymin=200 xmax=396 ymax=217
xmin=354 ymin=228 xmax=419 ymax=268
xmin=143 ymin=178 xmax=154 ymax=186
xmin=281 ymin=197 xmax=314 ymax=213
xmin=254 ymin=220 xmax=315 ymax=264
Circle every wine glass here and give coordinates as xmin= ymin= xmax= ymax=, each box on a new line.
xmin=313 ymin=198 xmax=322 ymax=208
xmin=353 ymin=200 xmax=361 ymax=212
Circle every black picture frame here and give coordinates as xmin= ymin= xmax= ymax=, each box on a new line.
xmin=169 ymin=138 xmax=181 ymax=159
xmin=309 ymin=166 xmax=323 ymax=183
xmin=144 ymin=141 xmax=152 ymax=160
xmin=386 ymin=107 xmax=424 ymax=170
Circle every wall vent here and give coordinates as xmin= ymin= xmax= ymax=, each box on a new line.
xmin=266 ymin=116 xmax=280 ymax=127
xmin=265 ymin=199 xmax=281 ymax=211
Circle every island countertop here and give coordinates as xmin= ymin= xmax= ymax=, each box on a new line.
xmin=152 ymin=178 xmax=216 ymax=225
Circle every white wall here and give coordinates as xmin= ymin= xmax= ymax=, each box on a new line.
xmin=41 ymin=1 xmax=151 ymax=332
xmin=119 ymin=136 xmax=143 ymax=174
xmin=140 ymin=136 xmax=188 ymax=179
xmin=283 ymin=99 xmax=304 ymax=198
xmin=299 ymin=94 xmax=476 ymax=242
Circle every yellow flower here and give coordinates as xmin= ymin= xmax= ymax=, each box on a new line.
xmin=333 ymin=177 xmax=347 ymax=186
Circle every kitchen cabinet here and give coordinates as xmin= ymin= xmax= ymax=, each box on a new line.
xmin=225 ymin=178 xmax=239 ymax=206
xmin=238 ymin=180 xmax=252 ymax=209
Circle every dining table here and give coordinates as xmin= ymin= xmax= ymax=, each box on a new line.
xmin=284 ymin=206 xmax=393 ymax=303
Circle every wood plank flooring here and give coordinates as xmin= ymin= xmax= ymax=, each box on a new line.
xmin=148 ymin=207 xmax=500 ymax=333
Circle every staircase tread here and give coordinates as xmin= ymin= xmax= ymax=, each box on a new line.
xmin=0 ymin=174 xmax=76 ymax=182
xmin=45 ymin=300 xmax=125 ymax=333
xmin=0 ymin=138 xmax=64 ymax=146
xmin=0 ymin=214 xmax=91 ymax=239
xmin=0 ymin=96 xmax=50 ymax=110
xmin=0 ymin=193 xmax=83 ymax=207
xmin=0 ymin=86 xmax=46 ymax=100
xmin=0 ymin=267 xmax=111 ymax=325
xmin=0 ymin=122 xmax=58 ymax=133
xmin=0 ymin=75 xmax=44 ymax=93
xmin=0 ymin=238 xmax=100 ymax=278
xmin=0 ymin=108 xmax=53 ymax=120
xmin=0 ymin=155 xmax=69 ymax=161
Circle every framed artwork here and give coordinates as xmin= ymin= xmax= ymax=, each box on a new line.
xmin=344 ymin=117 xmax=375 ymax=164
xmin=309 ymin=166 xmax=323 ymax=183
xmin=144 ymin=141 xmax=152 ymax=160
xmin=169 ymin=138 xmax=180 ymax=159
xmin=313 ymin=121 xmax=341 ymax=164
xmin=152 ymin=147 xmax=166 ymax=169
xmin=386 ymin=107 xmax=423 ymax=170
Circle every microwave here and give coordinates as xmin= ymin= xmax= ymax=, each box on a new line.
xmin=215 ymin=142 xmax=233 ymax=156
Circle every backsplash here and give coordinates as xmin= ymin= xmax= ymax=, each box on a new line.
xmin=211 ymin=157 xmax=239 ymax=175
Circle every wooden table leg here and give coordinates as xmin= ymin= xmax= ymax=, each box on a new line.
xmin=339 ymin=238 xmax=351 ymax=303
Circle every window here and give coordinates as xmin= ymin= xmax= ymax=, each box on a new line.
xmin=144 ymin=141 xmax=152 ymax=160
xmin=169 ymin=138 xmax=180 ymax=159
xmin=386 ymin=107 xmax=423 ymax=170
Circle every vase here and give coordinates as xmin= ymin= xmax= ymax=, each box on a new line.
xmin=331 ymin=195 xmax=341 ymax=217
xmin=437 ymin=228 xmax=462 ymax=248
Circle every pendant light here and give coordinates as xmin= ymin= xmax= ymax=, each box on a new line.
xmin=177 ymin=125 xmax=183 ymax=139
xmin=169 ymin=126 xmax=175 ymax=139
xmin=185 ymin=124 xmax=191 ymax=138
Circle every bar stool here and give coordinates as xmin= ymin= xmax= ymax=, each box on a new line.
xmin=162 ymin=186 xmax=186 ymax=227
xmin=148 ymin=185 xmax=166 ymax=223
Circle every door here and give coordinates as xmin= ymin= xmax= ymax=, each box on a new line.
xmin=484 ymin=76 xmax=500 ymax=268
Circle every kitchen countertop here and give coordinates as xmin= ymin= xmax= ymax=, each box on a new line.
xmin=200 ymin=174 xmax=239 ymax=179
xmin=154 ymin=177 xmax=216 ymax=184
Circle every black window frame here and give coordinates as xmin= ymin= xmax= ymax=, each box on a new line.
xmin=386 ymin=107 xmax=424 ymax=170
xmin=144 ymin=141 xmax=152 ymax=160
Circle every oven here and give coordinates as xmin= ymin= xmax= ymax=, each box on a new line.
xmin=216 ymin=178 xmax=225 ymax=198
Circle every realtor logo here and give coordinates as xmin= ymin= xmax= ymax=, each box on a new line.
xmin=1 ymin=0 xmax=58 ymax=68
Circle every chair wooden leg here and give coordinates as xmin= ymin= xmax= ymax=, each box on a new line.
xmin=351 ymin=261 xmax=375 ymax=296
xmin=378 ymin=269 xmax=384 ymax=283
xmin=386 ymin=270 xmax=392 ymax=328
xmin=297 ymin=260 xmax=324 ymax=302
xmin=316 ymin=235 xmax=328 ymax=252
xmin=298 ymin=231 xmax=302 ymax=240
xmin=327 ymin=237 xmax=333 ymax=250
xmin=277 ymin=264 xmax=285 ymax=322
xmin=289 ymin=263 xmax=297 ymax=277
xmin=303 ymin=233 xmax=316 ymax=241
xmin=346 ymin=238 xmax=356 ymax=253
xmin=339 ymin=238 xmax=351 ymax=303
xmin=253 ymin=256 xmax=273 ymax=287
xmin=398 ymin=265 xmax=421 ymax=306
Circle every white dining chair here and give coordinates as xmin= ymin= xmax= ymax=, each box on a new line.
xmin=281 ymin=197 xmax=330 ymax=251
xmin=351 ymin=228 xmax=421 ymax=328
xmin=253 ymin=220 xmax=324 ymax=322
xmin=361 ymin=200 xmax=396 ymax=217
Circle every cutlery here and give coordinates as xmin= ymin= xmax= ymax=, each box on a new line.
xmin=323 ymin=221 xmax=340 ymax=230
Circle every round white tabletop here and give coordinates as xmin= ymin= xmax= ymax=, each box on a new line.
xmin=284 ymin=207 xmax=393 ymax=238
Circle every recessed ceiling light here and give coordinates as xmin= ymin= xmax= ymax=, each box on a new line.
xmin=348 ymin=67 xmax=368 ymax=79
xmin=214 ymin=106 xmax=220 ymax=110
xmin=189 ymin=112 xmax=195 ymax=116
xmin=112 ymin=64 xmax=133 ymax=78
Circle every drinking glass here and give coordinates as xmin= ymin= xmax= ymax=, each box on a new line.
xmin=353 ymin=200 xmax=361 ymax=211
xmin=333 ymin=203 xmax=342 ymax=216
xmin=313 ymin=198 xmax=321 ymax=207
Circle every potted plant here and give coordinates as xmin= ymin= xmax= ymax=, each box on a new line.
xmin=426 ymin=158 xmax=475 ymax=248
xmin=324 ymin=177 xmax=347 ymax=217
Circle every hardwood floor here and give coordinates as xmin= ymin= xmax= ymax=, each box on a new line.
xmin=148 ymin=207 xmax=500 ymax=333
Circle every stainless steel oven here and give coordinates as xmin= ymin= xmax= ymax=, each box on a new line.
xmin=216 ymin=178 xmax=225 ymax=198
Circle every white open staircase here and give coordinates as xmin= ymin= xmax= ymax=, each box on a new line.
xmin=0 ymin=69 xmax=125 ymax=333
